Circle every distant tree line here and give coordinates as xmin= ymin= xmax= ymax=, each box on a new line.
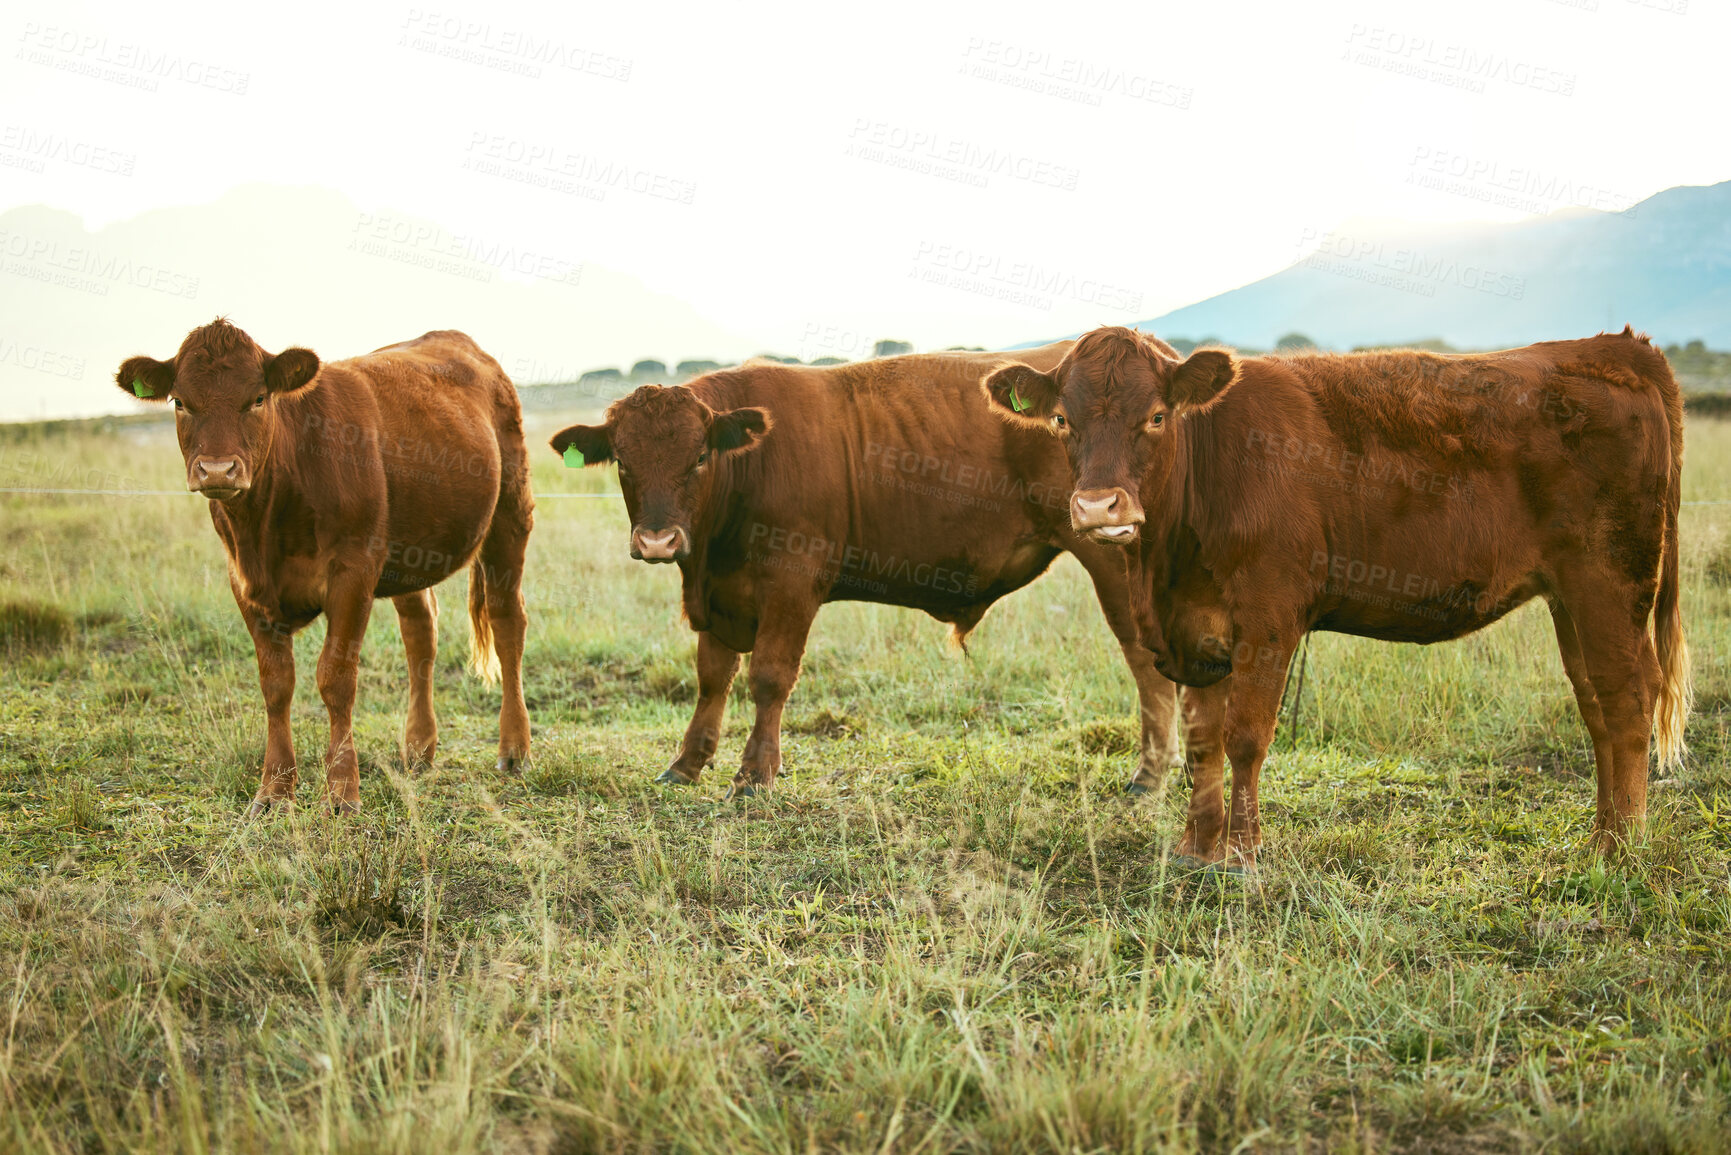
xmin=518 ymin=333 xmax=1731 ymax=413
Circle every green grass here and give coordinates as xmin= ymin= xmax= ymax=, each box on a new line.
xmin=0 ymin=413 xmax=1727 ymax=1154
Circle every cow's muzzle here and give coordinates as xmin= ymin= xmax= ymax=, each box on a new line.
xmin=1070 ymin=487 xmax=1143 ymax=545
xmin=189 ymin=456 xmax=249 ymax=499
xmin=631 ymin=525 xmax=689 ymax=563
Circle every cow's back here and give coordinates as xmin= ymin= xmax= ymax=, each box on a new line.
xmin=272 ymin=330 xmax=523 ymax=595
xmin=684 ymin=343 xmax=1075 ymax=632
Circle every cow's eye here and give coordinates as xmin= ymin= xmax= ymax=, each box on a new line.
xmin=248 ymin=395 xmax=267 ymax=411
xmin=1147 ymin=412 xmax=1165 ymax=432
xmin=695 ymin=450 xmax=710 ymax=467
xmin=172 ymin=398 xmax=185 ymax=411
xmin=1051 ymin=413 xmax=1067 ymax=431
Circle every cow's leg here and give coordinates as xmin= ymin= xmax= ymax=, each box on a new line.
xmin=1173 ymin=680 xmax=1230 ymax=861
xmin=660 ymin=630 xmax=742 ymax=785
xmin=245 ymin=613 xmax=298 ymax=817
xmin=1560 ymin=584 xmax=1660 ymax=849
xmin=732 ymin=607 xmax=817 ymax=797
xmin=1219 ymin=641 xmax=1296 ymax=867
xmin=1070 ymin=550 xmax=1183 ymax=790
xmin=317 ymin=573 xmax=376 ymax=814
xmin=1122 ymin=644 xmax=1183 ymax=791
xmin=1549 ymin=602 xmax=1617 ymax=828
xmin=393 ymin=590 xmax=439 ymax=770
xmin=480 ymin=526 xmax=532 ymax=773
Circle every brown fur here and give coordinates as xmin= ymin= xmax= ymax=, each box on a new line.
xmin=116 ymin=319 xmax=535 ymax=812
xmin=985 ymin=325 xmax=1689 ymax=862
xmin=552 ymin=344 xmax=1190 ymax=795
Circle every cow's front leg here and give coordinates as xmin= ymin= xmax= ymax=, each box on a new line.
xmin=1173 ymin=681 xmax=1230 ymax=861
xmin=731 ymin=606 xmax=816 ymax=798
xmin=1218 ymin=638 xmax=1296 ymax=868
xmin=318 ymin=572 xmax=376 ymax=813
xmin=661 ymin=630 xmax=742 ymax=785
xmin=245 ymin=610 xmax=298 ymax=817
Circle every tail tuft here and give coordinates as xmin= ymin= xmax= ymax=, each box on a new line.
xmin=468 ymin=559 xmax=500 ymax=684
xmin=1652 ymin=349 xmax=1690 ymax=770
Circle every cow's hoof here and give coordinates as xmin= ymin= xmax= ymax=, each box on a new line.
xmin=1122 ymin=781 xmax=1151 ymax=798
xmin=325 ymin=796 xmax=361 ymax=817
xmin=656 ymin=767 xmax=697 ymax=787
xmin=1169 ymin=853 xmax=1214 ymax=872
xmin=497 ymin=754 xmax=526 ymax=774
xmin=725 ymin=783 xmax=762 ymax=801
xmin=245 ymin=795 xmax=292 ymax=819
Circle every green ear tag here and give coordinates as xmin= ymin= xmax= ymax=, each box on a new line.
xmin=1010 ymin=385 xmax=1029 ymax=413
xmin=563 ymin=445 xmax=585 ymax=467
xmin=132 ymin=378 xmax=153 ymax=399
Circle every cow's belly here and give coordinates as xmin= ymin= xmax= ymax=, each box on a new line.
xmin=1303 ymin=535 xmax=1546 ymax=643
xmin=364 ymin=426 xmax=502 ymax=598
xmin=816 ymin=534 xmax=1054 ymax=614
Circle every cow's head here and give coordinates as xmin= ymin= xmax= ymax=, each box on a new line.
xmin=551 ymin=385 xmax=770 ymax=563
xmin=982 ymin=326 xmax=1237 ymax=545
xmin=117 ymin=318 xmax=320 ymax=500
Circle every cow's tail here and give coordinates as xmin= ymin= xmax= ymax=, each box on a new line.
xmin=468 ymin=558 xmax=501 ymax=684
xmin=1653 ymin=353 xmax=1691 ymax=771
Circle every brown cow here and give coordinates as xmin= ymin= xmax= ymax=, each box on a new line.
xmin=117 ymin=319 xmax=534 ymax=813
xmin=550 ymin=344 xmax=1188 ymax=796
xmin=984 ymin=326 xmax=1689 ymax=863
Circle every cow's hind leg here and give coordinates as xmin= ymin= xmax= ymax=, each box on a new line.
xmin=1549 ymin=602 xmax=1617 ymax=829
xmin=661 ymin=630 xmax=741 ymax=786
xmin=479 ymin=514 xmax=532 ymax=773
xmin=731 ymin=603 xmax=817 ymax=798
xmin=1557 ymin=580 xmax=1661 ymax=850
xmin=394 ymin=590 xmax=439 ymax=769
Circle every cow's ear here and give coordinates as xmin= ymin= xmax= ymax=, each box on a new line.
xmin=708 ymin=407 xmax=771 ymax=454
xmin=1164 ymin=348 xmax=1237 ymax=411
xmin=265 ymin=347 xmax=320 ymax=394
xmin=116 ymin=356 xmax=175 ymax=402
xmin=982 ymin=363 xmax=1060 ymax=421
xmin=550 ymin=423 xmax=614 ymax=466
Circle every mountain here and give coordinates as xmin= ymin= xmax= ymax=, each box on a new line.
xmin=0 ymin=185 xmax=759 ymax=422
xmin=1108 ymin=180 xmax=1731 ymax=351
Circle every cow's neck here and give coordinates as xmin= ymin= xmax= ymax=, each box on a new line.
xmin=207 ymin=418 xmax=302 ymax=609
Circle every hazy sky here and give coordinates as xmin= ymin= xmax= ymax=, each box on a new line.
xmin=3 ymin=0 xmax=1726 ymax=419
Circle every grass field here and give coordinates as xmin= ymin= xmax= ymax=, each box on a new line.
xmin=0 ymin=411 xmax=1727 ymax=1154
